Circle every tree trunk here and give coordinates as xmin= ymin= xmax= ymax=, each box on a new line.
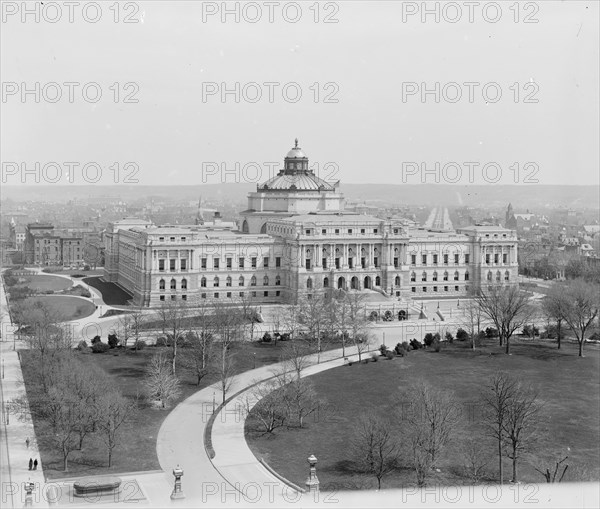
xmin=579 ymin=339 xmax=584 ymax=357
xmin=498 ymin=437 xmax=503 ymax=485
xmin=505 ymin=337 xmax=511 ymax=355
xmin=557 ymin=320 xmax=562 ymax=349
xmin=512 ymin=453 xmax=517 ymax=483
xmin=108 ymin=449 xmax=112 ymax=467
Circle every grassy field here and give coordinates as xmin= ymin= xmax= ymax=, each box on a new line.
xmin=16 ymin=274 xmax=72 ymax=292
xmin=20 ymin=339 xmax=302 ymax=479
xmin=246 ymin=338 xmax=600 ymax=490
xmin=22 ymin=296 xmax=95 ymax=321
xmin=83 ymin=277 xmax=132 ymax=305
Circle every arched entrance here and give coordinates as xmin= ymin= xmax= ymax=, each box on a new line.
xmin=337 ymin=277 xmax=346 ymax=290
xmin=351 ymin=276 xmax=359 ymax=290
xmin=364 ymin=276 xmax=372 ymax=289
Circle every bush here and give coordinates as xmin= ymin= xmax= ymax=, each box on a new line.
xmin=369 ymin=311 xmax=378 ymax=322
xmin=394 ymin=342 xmax=403 ymax=355
xmin=279 ymin=332 xmax=291 ymax=341
xmin=3 ymin=275 xmax=18 ymax=286
xmin=410 ymin=338 xmax=423 ymax=350
xmin=155 ymin=335 xmax=171 ymax=347
xmin=107 ymin=333 xmax=119 ymax=349
xmin=379 ymin=344 xmax=388 ymax=356
xmin=385 ymin=350 xmax=395 ymax=360
xmin=485 ymin=327 xmax=498 ymax=338
xmin=445 ymin=331 xmax=454 ymax=343
xmin=522 ymin=325 xmax=540 ymax=338
xmin=401 ymin=341 xmax=410 ymax=352
xmin=91 ymin=335 xmax=102 ymax=345
xmin=423 ymin=333 xmax=434 ymax=347
xmin=136 ymin=340 xmax=146 ymax=351
xmin=371 ymin=352 xmax=379 ymax=362
xmin=433 ymin=339 xmax=442 ymax=352
xmin=76 ymin=340 xmax=88 ymax=351
xmin=262 ymin=332 xmax=272 ymax=343
xmin=91 ymin=342 xmax=110 ymax=353
xmin=456 ymin=328 xmax=469 ymax=341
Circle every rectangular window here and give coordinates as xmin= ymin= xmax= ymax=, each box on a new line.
xmin=374 ymin=229 xmax=378 ymax=234
xmin=348 ymin=258 xmax=353 ymax=269
xmin=374 ymin=257 xmax=378 ymax=267
xmin=361 ymin=229 xmax=365 ymax=234
xmin=465 ymin=254 xmax=470 ymax=264
xmin=276 ymin=257 xmax=281 ymax=268
xmin=306 ymin=259 xmax=312 ymax=270
xmin=455 ymin=286 xmax=459 ymax=292
xmin=252 ymin=291 xmax=257 ymax=298
xmin=411 ymin=287 xmax=416 ymax=293
xmin=239 ymin=292 xmax=244 ymax=297
xmin=159 ymin=237 xmax=165 ymax=241
xmin=393 ymin=257 xmax=399 ymax=268
xmin=182 ymin=295 xmax=187 ymax=301
xmin=251 ymin=257 xmax=257 ymax=268
xmin=171 ymin=295 xmax=176 ymax=300
xmin=348 ymin=229 xmax=353 ymax=234
xmin=422 ymin=254 xmax=427 ymax=265
xmin=465 ymin=273 xmax=469 ymax=281
xmin=335 ymin=258 xmax=340 ymax=269
xmin=201 ymin=293 xmax=206 ymax=299
xmin=486 ymin=254 xmax=490 ymax=264
xmin=226 ymin=258 xmax=232 ymax=269
xmin=264 ymin=291 xmax=269 ymax=297
xmin=263 ymin=257 xmax=269 ymax=268
xmin=423 ymin=287 xmax=427 ymax=292
xmin=321 ymin=229 xmax=326 ymax=235
xmin=159 ymin=259 xmax=165 ymax=271
xmin=276 ymin=290 xmax=280 ymax=297
xmin=322 ymin=258 xmax=327 ymax=269
xmin=361 ymin=257 xmax=366 ymax=269
xmin=180 ymin=259 xmax=187 ymax=271
xmin=226 ymin=279 xmax=232 ymax=287
xmin=305 ymin=229 xmax=311 ymax=235
xmin=170 ymin=237 xmax=175 ymax=242
xmin=443 ymin=254 xmax=449 ymax=265
xmin=494 ymin=253 xmax=499 ymax=264
xmin=433 ymin=286 xmax=438 ymax=292
xmin=455 ymin=254 xmax=459 ymax=265
xmin=181 ymin=237 xmax=186 ymax=242
xmin=444 ymin=286 xmax=448 ymax=292
xmin=159 ymin=295 xmax=165 ymax=301
xmin=335 ymin=229 xmax=340 ymax=235
xmin=201 ymin=258 xmax=207 ymax=269
xmin=433 ymin=254 xmax=438 ymax=265
xmin=239 ymin=257 xmax=244 ymax=269
xmin=213 ymin=258 xmax=220 ymax=269
xmin=227 ymin=292 xmax=232 ymax=298
xmin=214 ymin=293 xmax=219 ymax=298
xmin=411 ymin=254 xmax=416 ymax=265
xmin=170 ymin=259 xmax=176 ymax=271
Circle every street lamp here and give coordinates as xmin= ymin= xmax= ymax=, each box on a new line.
xmin=305 ymin=454 xmax=320 ymax=494
xmin=170 ymin=465 xmax=185 ymax=499
xmin=253 ymin=352 xmax=256 ymax=369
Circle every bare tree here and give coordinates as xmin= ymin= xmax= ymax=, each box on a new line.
xmin=345 ymin=292 xmax=370 ymax=361
xmin=143 ymin=352 xmax=182 ymax=408
xmin=237 ymin=293 xmax=260 ymax=341
xmin=182 ymin=302 xmax=215 ymax=385
xmin=283 ymin=301 xmax=302 ymax=340
xmin=351 ymin=414 xmax=399 ymax=489
xmin=116 ymin=308 xmax=146 ymax=351
xmin=244 ymin=378 xmax=288 ymax=434
xmin=296 ymin=289 xmax=329 ymax=362
xmin=212 ymin=303 xmax=242 ymax=403
xmin=462 ymin=440 xmax=490 ymax=483
xmin=280 ymin=341 xmax=312 ymax=381
xmin=474 ymin=285 xmax=533 ymax=354
xmin=281 ymin=373 xmax=322 ymax=429
xmin=95 ymin=389 xmax=136 ymax=467
xmin=558 ymin=279 xmax=600 ymax=357
xmin=157 ymin=300 xmax=189 ymax=375
xmin=461 ymin=295 xmax=483 ymax=349
xmin=541 ymin=286 xmax=567 ymax=349
xmin=533 ymin=453 xmax=569 ymax=483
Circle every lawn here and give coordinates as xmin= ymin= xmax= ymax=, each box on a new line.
xmin=22 ymin=296 xmax=95 ymax=321
xmin=246 ymin=339 xmax=600 ymax=490
xmin=83 ymin=277 xmax=133 ymax=305
xmin=16 ymin=274 xmax=72 ymax=292
xmin=19 ymin=338 xmax=301 ymax=479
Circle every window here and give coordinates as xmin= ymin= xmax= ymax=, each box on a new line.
xmin=455 ymin=286 xmax=459 ymax=292
xmin=252 ymin=291 xmax=257 ymax=298
xmin=251 ymin=276 xmax=257 ymax=286
xmin=307 ymin=278 xmax=313 ymax=289
xmin=226 ymin=276 xmax=232 ymax=287
xmin=465 ymin=272 xmax=470 ymax=281
xmin=226 ymin=258 xmax=232 ymax=269
xmin=180 ymin=259 xmax=187 ymax=271
xmin=505 ymin=271 xmax=510 ymax=281
xmin=182 ymin=295 xmax=187 ymax=301
xmin=487 ymin=271 xmax=492 ymax=281
xmin=423 ymin=287 xmax=427 ymax=292
xmin=181 ymin=278 xmax=187 ymax=290
xmin=335 ymin=258 xmax=340 ymax=269
xmin=159 ymin=237 xmax=165 ymax=241
xmin=411 ymin=287 xmax=416 ymax=293
xmin=181 ymin=237 xmax=186 ymax=242
xmin=434 ymin=286 xmax=438 ymax=292
xmin=306 ymin=259 xmax=312 ymax=269
xmin=263 ymin=275 xmax=269 ymax=286
xmin=170 ymin=279 xmax=176 ymax=289
xmin=375 ymin=276 xmax=381 ymax=286
xmin=170 ymin=237 xmax=175 ymax=242
xmin=503 ymin=253 xmax=508 ymax=264
xmin=411 ymin=254 xmax=416 ymax=265
xmin=201 ymin=258 xmax=207 ymax=269
xmin=443 ymin=271 xmax=449 ymax=281
xmin=323 ymin=277 xmax=329 ymax=288
xmin=276 ymin=291 xmax=280 ymax=297
xmin=494 ymin=253 xmax=499 ymax=264
xmin=263 ymin=257 xmax=269 ymax=268
xmin=348 ymin=229 xmax=353 ymax=234
xmin=322 ymin=258 xmax=328 ymax=269
xmin=201 ymin=293 xmax=206 ymax=299
xmin=214 ymin=293 xmax=219 ymax=298
xmin=394 ymin=257 xmax=399 ymax=268
xmin=276 ymin=257 xmax=281 ymax=268
xmin=239 ymin=257 xmax=245 ymax=269
xmin=348 ymin=258 xmax=353 ymax=269
xmin=454 ymin=271 xmax=459 ymax=281
xmin=321 ymin=229 xmax=326 ymax=235
xmin=201 ymin=277 xmax=207 ymax=287
xmin=496 ymin=271 xmax=501 ymax=282
xmin=171 ymin=295 xmax=176 ymax=300
xmin=213 ymin=258 xmax=220 ymax=269
xmin=393 ymin=228 xmax=399 ymax=234
xmin=213 ymin=277 xmax=219 ymax=287
xmin=433 ymin=272 xmax=438 ymax=282
xmin=361 ymin=257 xmax=366 ymax=269
xmin=170 ymin=259 xmax=176 ymax=271
xmin=444 ymin=286 xmax=448 ymax=292
xmin=394 ymin=276 xmax=400 ymax=286
xmin=239 ymin=276 xmax=244 ymax=286
xmin=305 ymin=229 xmax=311 ymax=235
xmin=227 ymin=292 xmax=232 ymax=298
xmin=239 ymin=292 xmax=244 ymax=297
xmin=264 ymin=291 xmax=269 ymax=297
xmin=374 ymin=257 xmax=378 ymax=268
xmin=275 ymin=275 xmax=281 ymax=286
xmin=158 ymin=259 xmax=164 ymax=272
xmin=465 ymin=254 xmax=470 ymax=264
xmin=421 ymin=272 xmax=427 ymax=282
xmin=361 ymin=229 xmax=365 ymax=234
xmin=455 ymin=254 xmax=459 ymax=265
xmin=251 ymin=257 xmax=257 ymax=268
xmin=422 ymin=254 xmax=427 ymax=265
xmin=159 ymin=279 xmax=165 ymax=290
xmin=486 ymin=254 xmax=490 ymax=264
xmin=335 ymin=229 xmax=340 ymax=235
xmin=410 ymin=272 xmax=416 ymax=282
xmin=374 ymin=229 xmax=378 ymax=234
xmin=160 ymin=295 xmax=165 ymax=301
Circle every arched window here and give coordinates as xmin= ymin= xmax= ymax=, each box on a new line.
xmin=263 ymin=275 xmax=269 ymax=286
xmin=170 ymin=279 xmax=176 ymax=289
xmin=200 ymin=277 xmax=206 ymax=288
xmin=375 ymin=276 xmax=381 ymax=286
xmin=432 ymin=271 xmax=438 ymax=282
xmin=238 ymin=276 xmax=244 ymax=286
xmin=394 ymin=276 xmax=401 ymax=286
xmin=159 ymin=279 xmax=165 ymax=290
xmin=275 ymin=275 xmax=281 ymax=286
xmin=242 ymin=220 xmax=249 ymax=233
xmin=213 ymin=277 xmax=219 ymax=287
xmin=307 ymin=278 xmax=313 ymax=289
xmin=421 ymin=272 xmax=427 ymax=282
xmin=181 ymin=278 xmax=187 ymax=290
xmin=487 ymin=271 xmax=492 ymax=281
xmin=443 ymin=271 xmax=449 ymax=281
xmin=410 ymin=272 xmax=416 ymax=282
xmin=505 ymin=271 xmax=510 ymax=281
xmin=260 ymin=223 xmax=267 ymax=234
xmin=323 ymin=277 xmax=329 ymax=288
xmin=454 ymin=271 xmax=459 ymax=281
xmin=226 ymin=276 xmax=232 ymax=287
xmin=465 ymin=271 xmax=470 ymax=281
xmin=496 ymin=271 xmax=501 ymax=282
xmin=251 ymin=276 xmax=257 ymax=286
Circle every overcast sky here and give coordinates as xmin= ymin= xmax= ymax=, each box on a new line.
xmin=1 ymin=0 xmax=598 ymax=187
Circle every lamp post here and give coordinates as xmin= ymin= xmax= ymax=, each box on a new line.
xmin=253 ymin=352 xmax=256 ymax=369
xmin=305 ymin=454 xmax=320 ymax=494
xmin=170 ymin=465 xmax=185 ymax=499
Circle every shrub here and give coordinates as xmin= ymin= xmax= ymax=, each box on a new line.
xmin=279 ymin=332 xmax=291 ymax=341
xmin=445 ymin=331 xmax=454 ymax=343
xmin=385 ymin=350 xmax=395 ymax=360
xmin=410 ymin=338 xmax=423 ymax=350
xmin=371 ymin=353 xmax=379 ymax=362
xmin=369 ymin=311 xmax=378 ymax=321
xmin=379 ymin=344 xmax=388 ymax=356
xmin=107 ymin=333 xmax=119 ymax=349
xmin=456 ymin=328 xmax=469 ymax=341
xmin=522 ymin=325 xmax=540 ymax=338
xmin=433 ymin=339 xmax=442 ymax=352
xmin=485 ymin=327 xmax=498 ymax=338
xmin=91 ymin=342 xmax=110 ymax=353
xmin=394 ymin=342 xmax=403 ymax=355
xmin=401 ymin=341 xmax=410 ymax=352
xmin=424 ymin=333 xmax=434 ymax=347
xmin=136 ymin=340 xmax=146 ymax=350
xmin=3 ymin=275 xmax=18 ymax=286
xmin=262 ymin=332 xmax=272 ymax=343
xmin=91 ymin=335 xmax=102 ymax=345
xmin=155 ymin=335 xmax=171 ymax=347
xmin=76 ymin=340 xmax=88 ymax=351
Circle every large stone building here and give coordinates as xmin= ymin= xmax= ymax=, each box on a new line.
xmin=104 ymin=141 xmax=519 ymax=307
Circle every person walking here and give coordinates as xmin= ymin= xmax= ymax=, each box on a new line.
xmin=28 ymin=458 xmax=33 ymax=470
xmin=25 ymin=437 xmax=30 ymax=449
xmin=33 ymin=459 xmax=38 ymax=470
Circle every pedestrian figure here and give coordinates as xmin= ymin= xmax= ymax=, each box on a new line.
xmin=25 ymin=437 xmax=30 ymax=449
xmin=33 ymin=459 xmax=38 ymax=470
xmin=28 ymin=458 xmax=33 ymax=470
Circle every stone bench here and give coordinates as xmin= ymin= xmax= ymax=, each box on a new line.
xmin=73 ymin=477 xmax=122 ymax=498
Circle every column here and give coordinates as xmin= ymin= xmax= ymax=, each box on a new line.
xmin=300 ymin=245 xmax=305 ymax=268
xmin=315 ymin=244 xmax=321 ymax=267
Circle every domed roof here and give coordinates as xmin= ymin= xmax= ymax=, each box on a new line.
xmin=285 ymin=138 xmax=307 ymax=159
xmin=259 ymin=171 xmax=335 ymax=192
